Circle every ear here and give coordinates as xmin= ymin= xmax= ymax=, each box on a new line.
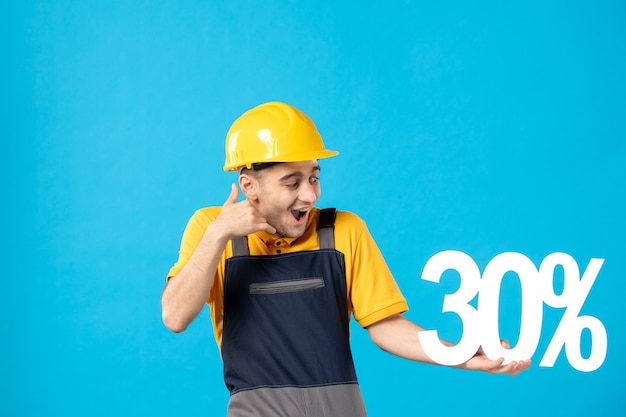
xmin=239 ymin=172 xmax=259 ymax=201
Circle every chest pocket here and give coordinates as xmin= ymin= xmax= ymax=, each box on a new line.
xmin=249 ymin=277 xmax=325 ymax=294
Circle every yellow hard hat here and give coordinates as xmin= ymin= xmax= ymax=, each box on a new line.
xmin=223 ymin=101 xmax=339 ymax=171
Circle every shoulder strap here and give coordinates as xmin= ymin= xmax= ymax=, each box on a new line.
xmin=317 ymin=208 xmax=337 ymax=249
xmin=231 ymin=236 xmax=249 ymax=257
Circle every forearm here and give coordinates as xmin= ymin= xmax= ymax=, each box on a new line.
xmin=367 ymin=313 xmax=531 ymax=375
xmin=161 ymin=226 xmax=229 ymax=333
xmin=367 ymin=314 xmax=439 ymax=364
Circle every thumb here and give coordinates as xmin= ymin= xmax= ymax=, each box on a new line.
xmin=223 ymin=183 xmax=239 ymax=206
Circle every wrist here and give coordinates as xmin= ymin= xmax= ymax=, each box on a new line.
xmin=201 ymin=221 xmax=233 ymax=249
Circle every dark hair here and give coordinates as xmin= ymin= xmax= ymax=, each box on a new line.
xmin=239 ymin=162 xmax=282 ymax=174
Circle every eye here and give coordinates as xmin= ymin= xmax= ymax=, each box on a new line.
xmin=288 ymin=181 xmax=300 ymax=189
xmin=309 ymin=176 xmax=319 ymax=185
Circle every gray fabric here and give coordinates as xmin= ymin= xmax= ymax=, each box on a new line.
xmin=232 ymin=236 xmax=249 ymax=257
xmin=317 ymin=225 xmax=334 ymax=250
xmin=317 ymin=208 xmax=336 ymax=250
xmin=226 ymin=384 xmax=367 ymax=417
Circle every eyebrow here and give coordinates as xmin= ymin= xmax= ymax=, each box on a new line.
xmin=279 ymin=165 xmax=321 ymax=182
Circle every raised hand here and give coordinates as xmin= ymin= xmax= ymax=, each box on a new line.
xmin=210 ymin=184 xmax=276 ymax=240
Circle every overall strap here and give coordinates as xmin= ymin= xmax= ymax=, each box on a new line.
xmin=230 ymin=208 xmax=337 ymax=256
xmin=317 ymin=208 xmax=337 ymax=249
xmin=232 ymin=236 xmax=249 ymax=257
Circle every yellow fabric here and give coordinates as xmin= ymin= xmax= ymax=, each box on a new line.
xmin=167 ymin=207 xmax=408 ymax=347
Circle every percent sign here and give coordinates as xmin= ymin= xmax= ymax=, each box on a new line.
xmin=538 ymin=253 xmax=607 ymax=371
xmin=418 ymin=251 xmax=607 ymax=372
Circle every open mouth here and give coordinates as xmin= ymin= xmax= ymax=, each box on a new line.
xmin=291 ymin=209 xmax=308 ymax=222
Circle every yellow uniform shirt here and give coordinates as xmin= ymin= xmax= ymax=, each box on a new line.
xmin=168 ymin=207 xmax=408 ymax=347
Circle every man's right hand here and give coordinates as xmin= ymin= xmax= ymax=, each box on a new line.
xmin=209 ymin=184 xmax=276 ymax=240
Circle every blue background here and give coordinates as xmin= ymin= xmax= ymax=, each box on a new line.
xmin=2 ymin=1 xmax=625 ymax=416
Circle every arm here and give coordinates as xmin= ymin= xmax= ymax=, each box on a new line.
xmin=366 ymin=314 xmax=530 ymax=376
xmin=161 ymin=184 xmax=275 ymax=333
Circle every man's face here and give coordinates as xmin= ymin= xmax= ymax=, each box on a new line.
xmin=247 ymin=160 xmax=322 ymax=238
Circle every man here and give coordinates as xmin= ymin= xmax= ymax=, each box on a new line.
xmin=161 ymin=101 xmax=530 ymax=416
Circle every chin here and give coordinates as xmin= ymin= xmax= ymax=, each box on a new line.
xmin=279 ymin=226 xmax=306 ymax=239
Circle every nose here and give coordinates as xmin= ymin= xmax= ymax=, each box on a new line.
xmin=298 ymin=181 xmax=319 ymax=205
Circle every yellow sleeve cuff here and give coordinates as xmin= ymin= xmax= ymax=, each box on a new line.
xmin=357 ymin=301 xmax=409 ymax=328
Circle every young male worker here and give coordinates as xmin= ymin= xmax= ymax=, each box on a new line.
xmin=161 ymin=101 xmax=530 ymax=417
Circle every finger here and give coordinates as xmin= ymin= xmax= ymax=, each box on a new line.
xmin=242 ymin=205 xmax=277 ymax=235
xmin=517 ymin=359 xmax=531 ymax=371
xmin=223 ymin=183 xmax=239 ymax=206
xmin=490 ymin=359 xmax=516 ymax=375
xmin=500 ymin=339 xmax=511 ymax=349
xmin=503 ymin=360 xmax=529 ymax=376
